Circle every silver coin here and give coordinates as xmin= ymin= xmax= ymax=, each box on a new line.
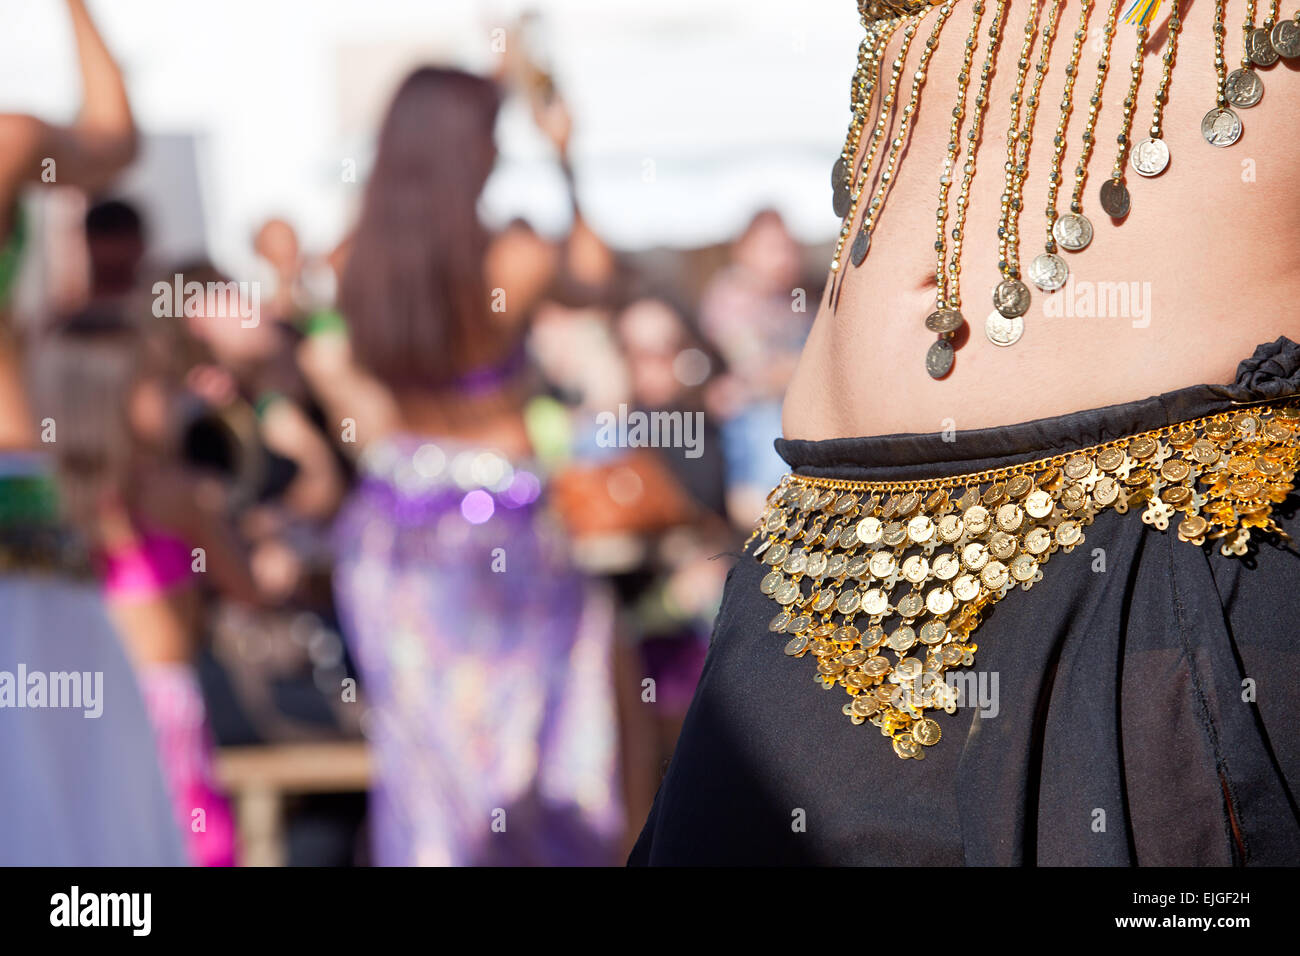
xmin=1271 ymin=19 xmax=1300 ymax=58
xmin=984 ymin=310 xmax=1025 ymax=348
xmin=832 ymin=156 xmax=847 ymax=189
xmin=1099 ymin=178 xmax=1131 ymax=218
xmin=1201 ymin=107 xmax=1242 ymax=147
xmin=833 ymin=184 xmax=851 ymax=219
xmin=1130 ymin=137 xmax=1170 ymax=176
xmin=850 ymin=228 xmax=870 ymax=266
xmin=1052 ymin=211 xmax=1094 ymax=251
xmin=992 ymin=279 xmax=1031 ymax=318
xmin=925 ymin=338 xmax=955 ymax=379
xmin=1027 ymin=252 xmax=1069 ymax=292
xmin=1226 ymin=68 xmax=1263 ymax=108
xmin=924 ymin=308 xmax=965 ymax=334
xmin=1249 ymin=26 xmax=1280 ymax=66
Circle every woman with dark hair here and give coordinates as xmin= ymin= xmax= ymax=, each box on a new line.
xmin=0 ymin=0 xmax=186 ymax=865
xmin=328 ymin=67 xmax=626 ymax=866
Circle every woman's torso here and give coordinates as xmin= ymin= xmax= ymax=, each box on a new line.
xmin=785 ymin=0 xmax=1300 ymax=440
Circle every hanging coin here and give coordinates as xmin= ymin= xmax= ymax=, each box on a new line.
xmin=831 ymin=156 xmax=847 ymax=190
xmin=850 ymin=228 xmax=871 ymax=266
xmin=924 ymin=309 xmax=965 ymax=334
xmin=1130 ymin=137 xmax=1171 ymax=176
xmin=1272 ymin=18 xmax=1300 ymax=57
xmin=1201 ymin=106 xmax=1242 ymax=147
xmin=1099 ymin=178 xmax=1131 ymax=218
xmin=925 ymin=338 xmax=955 ymax=379
xmin=1248 ymin=26 xmax=1280 ymax=65
xmin=992 ymin=278 xmax=1031 ymax=318
xmin=985 ymin=310 xmax=1025 ymax=347
xmin=1052 ymin=211 xmax=1093 ymax=251
xmin=1027 ymin=252 xmax=1069 ymax=292
xmin=1225 ymin=67 xmax=1264 ymax=107
xmin=833 ymin=183 xmax=852 ymax=219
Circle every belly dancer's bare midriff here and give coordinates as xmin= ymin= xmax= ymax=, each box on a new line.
xmin=785 ymin=0 xmax=1300 ymax=440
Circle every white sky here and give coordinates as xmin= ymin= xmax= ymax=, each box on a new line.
xmin=0 ymin=0 xmax=860 ymax=272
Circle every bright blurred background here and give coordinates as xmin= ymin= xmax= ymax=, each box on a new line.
xmin=0 ymin=0 xmax=859 ymax=866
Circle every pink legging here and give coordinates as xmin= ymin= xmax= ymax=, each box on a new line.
xmin=136 ymin=663 xmax=237 ymax=867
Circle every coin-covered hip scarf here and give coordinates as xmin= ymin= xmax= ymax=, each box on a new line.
xmin=748 ymin=337 xmax=1300 ymax=765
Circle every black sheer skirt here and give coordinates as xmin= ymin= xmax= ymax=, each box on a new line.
xmin=629 ymin=338 xmax=1300 ymax=866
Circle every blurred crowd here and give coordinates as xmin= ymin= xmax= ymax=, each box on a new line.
xmin=0 ymin=2 xmax=818 ymax=865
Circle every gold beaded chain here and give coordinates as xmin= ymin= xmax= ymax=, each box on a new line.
xmin=1129 ymin=0 xmax=1184 ymax=180
xmin=1053 ymin=0 xmax=1123 ymax=257
xmin=830 ymin=18 xmax=903 ymax=274
xmin=1096 ymin=18 xmax=1151 ymax=220
xmin=1202 ymin=0 xmax=1245 ymax=147
xmin=990 ymin=0 xmax=1065 ymax=336
xmin=847 ymin=3 xmax=958 ymax=272
xmin=992 ymin=4 xmax=1044 ymax=296
xmin=942 ymin=0 xmax=1008 ymax=315
xmin=932 ymin=0 xmax=987 ymax=313
xmin=1028 ymin=0 xmax=1095 ymax=294
xmin=921 ymin=0 xmax=989 ymax=379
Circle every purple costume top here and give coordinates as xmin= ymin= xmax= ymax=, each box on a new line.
xmin=332 ymin=437 xmax=623 ymax=865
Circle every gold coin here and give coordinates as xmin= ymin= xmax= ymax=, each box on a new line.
xmin=907 ymin=514 xmax=936 ymax=544
xmin=1055 ymin=520 xmax=1082 ymax=547
xmin=964 ymin=505 xmax=991 ymax=535
xmin=851 ymin=695 xmax=879 ymax=717
xmin=864 ymin=656 xmax=892 ymax=676
xmin=1096 ymin=447 xmax=1125 ymax=472
xmin=896 ymin=592 xmax=925 ymax=618
xmin=1232 ymin=479 xmax=1262 ymax=498
xmin=988 ymin=531 xmax=1017 ymax=560
xmin=902 ymin=555 xmax=930 ymax=583
xmin=1061 ymin=485 xmax=1086 ymax=511
xmin=1024 ymin=527 xmax=1052 ymax=555
xmin=1162 ymin=485 xmax=1191 ymax=507
xmin=1204 ymin=419 xmax=1232 ymax=440
xmin=920 ymin=620 xmax=948 ymax=644
xmin=869 ymin=551 xmax=895 ymax=578
xmin=833 ymin=493 xmax=858 ymax=514
xmin=862 ymin=588 xmax=889 ymax=615
xmin=840 ymin=648 xmax=868 ymax=667
xmin=982 ymin=482 xmax=1008 ymax=507
xmin=887 ymin=626 xmax=917 ymax=652
xmin=760 ymin=571 xmax=784 ymax=594
xmin=776 ymin=581 xmax=801 ymax=605
xmin=926 ymin=587 xmax=955 ymax=616
xmin=953 ymin=574 xmax=980 ymax=601
xmin=1093 ymin=476 xmax=1120 ymax=506
xmin=811 ymin=639 xmax=835 ymax=657
xmin=961 ymin=542 xmax=989 ymax=571
xmin=811 ymin=590 xmax=836 ymax=612
xmin=833 ymin=625 xmax=860 ymax=644
xmin=1006 ymin=474 xmax=1033 ymax=499
xmin=1160 ymin=459 xmax=1191 ymax=483
xmin=1264 ymin=420 xmax=1292 ymax=441
xmin=1227 ymin=455 xmax=1254 ymax=476
xmin=897 ymin=492 xmax=921 ymax=517
xmin=1010 ymin=553 xmax=1036 ymax=581
xmin=861 ymin=625 xmax=886 ymax=648
xmin=768 ymin=612 xmax=791 ymax=632
xmin=995 ymin=503 xmax=1024 ymax=532
xmin=835 ymin=590 xmax=861 ymax=614
xmin=895 ymin=658 xmax=923 ymax=681
xmin=783 ymin=635 xmax=809 ymax=656
xmin=1064 ymin=454 xmax=1092 ymax=479
xmin=893 ymin=734 xmax=921 ymax=759
xmin=1129 ymin=436 xmax=1157 ymax=460
xmin=856 ymin=515 xmax=883 ymax=544
xmin=788 ymin=615 xmax=812 ymax=633
xmin=1024 ymin=489 xmax=1054 ymax=518
xmin=882 ymin=522 xmax=908 ymax=546
xmin=938 ymin=514 xmax=965 ymax=541
xmin=932 ymin=552 xmax=960 ymax=580
xmin=925 ymin=489 xmax=949 ymax=512
xmin=817 ymin=660 xmax=845 ymax=676
xmin=980 ymin=560 xmax=1009 ymax=590
xmin=879 ymin=496 xmax=899 ymax=520
xmin=913 ymin=718 xmax=942 ymax=746
xmin=1191 ymin=440 xmax=1219 ymax=465
xmin=1256 ymin=456 xmax=1283 ymax=476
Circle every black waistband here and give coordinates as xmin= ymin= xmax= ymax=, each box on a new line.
xmin=775 ymin=337 xmax=1300 ymax=482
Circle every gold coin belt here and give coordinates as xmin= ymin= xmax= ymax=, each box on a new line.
xmin=745 ymin=402 xmax=1300 ymax=760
